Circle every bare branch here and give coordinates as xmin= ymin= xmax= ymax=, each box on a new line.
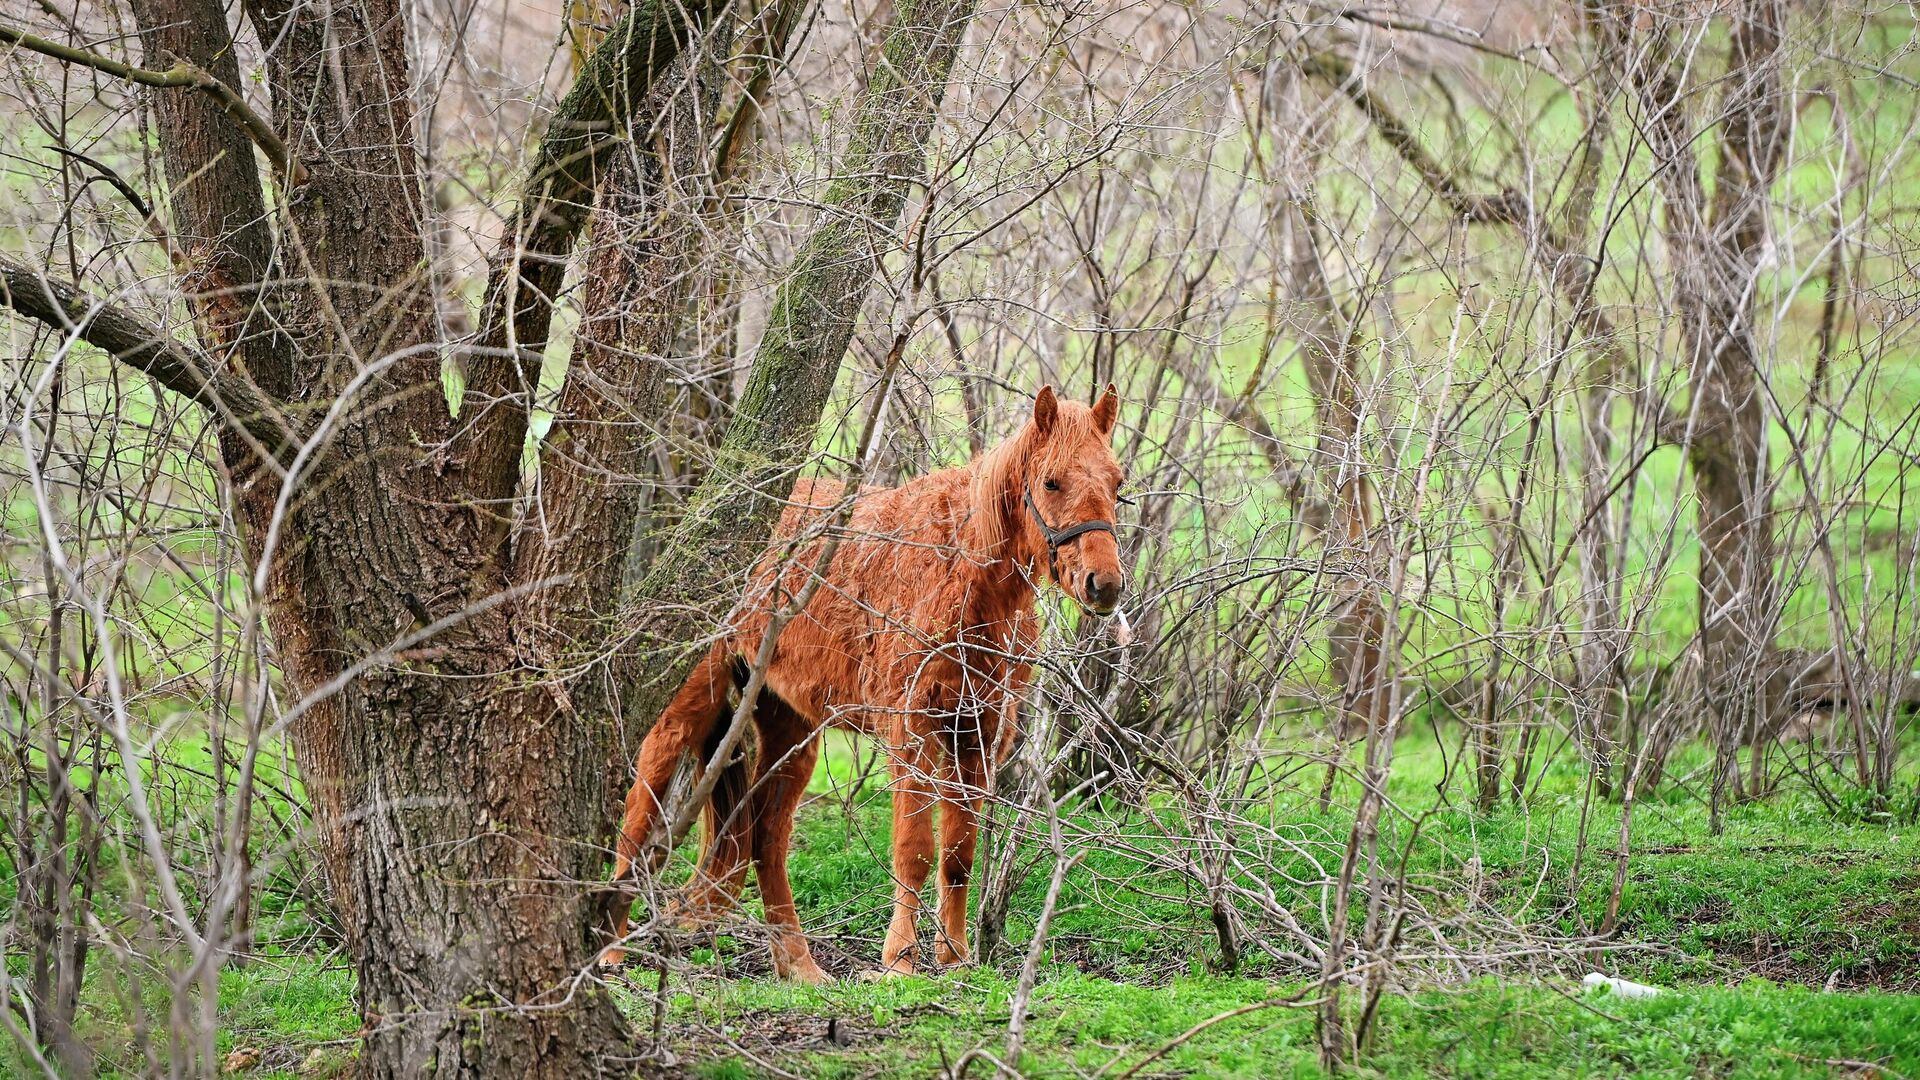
xmin=0 ymin=256 xmax=287 ymax=450
xmin=0 ymin=21 xmax=303 ymax=183
xmin=1302 ymin=47 xmax=1692 ymax=446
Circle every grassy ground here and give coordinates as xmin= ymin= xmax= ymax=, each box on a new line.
xmin=661 ymin=975 xmax=1920 ymax=1079
xmin=188 ymin=960 xmax=1920 ymax=1079
xmin=12 ymin=727 xmax=1920 ymax=1078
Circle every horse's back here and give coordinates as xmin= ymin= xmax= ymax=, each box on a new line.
xmin=741 ymin=465 xmax=1015 ymax=745
xmin=775 ymin=477 xmax=850 ymax=539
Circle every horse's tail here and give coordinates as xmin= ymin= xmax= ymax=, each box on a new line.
xmin=697 ymin=752 xmax=753 ymax=867
xmin=608 ymin=648 xmax=755 ymax=961
xmin=688 ymin=654 xmax=757 ymax=906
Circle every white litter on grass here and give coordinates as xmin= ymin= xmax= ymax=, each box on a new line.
xmin=1583 ymin=972 xmax=1663 ymax=999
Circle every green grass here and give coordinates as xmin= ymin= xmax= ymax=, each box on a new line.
xmin=15 ymin=725 xmax=1920 ymax=1076
xmin=210 ymin=963 xmax=359 ymax=1077
xmin=8 ymin=720 xmax=1919 ymax=1076
xmin=37 ymin=953 xmax=1918 ymax=1077
xmin=657 ymin=972 xmax=1920 ymax=1079
xmin=627 ymin=729 xmax=1920 ymax=1076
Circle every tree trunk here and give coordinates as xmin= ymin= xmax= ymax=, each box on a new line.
xmin=517 ymin=111 xmax=711 ymax=840
xmin=101 ymin=0 xmax=711 ymax=1071
xmin=454 ymin=0 xmax=725 ymax=519
xmin=5 ymin=0 xmax=979 ymax=1068
xmin=1619 ymin=0 xmax=1788 ymax=826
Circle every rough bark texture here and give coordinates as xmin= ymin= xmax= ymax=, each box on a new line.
xmin=126 ymin=0 xmax=289 ymax=399
xmin=457 ymin=0 xmax=724 ymax=526
xmin=103 ymin=0 xmax=708 ymax=1072
xmin=515 ymin=99 xmax=714 ymax=839
xmin=207 ymin=4 xmax=588 ymax=1073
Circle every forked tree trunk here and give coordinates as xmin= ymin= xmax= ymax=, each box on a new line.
xmin=0 ymin=0 xmax=981 ymax=1070
xmin=26 ymin=0 xmax=693 ymax=1071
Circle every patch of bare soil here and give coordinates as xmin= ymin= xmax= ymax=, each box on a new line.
xmin=1673 ymin=875 xmax=1920 ymax=992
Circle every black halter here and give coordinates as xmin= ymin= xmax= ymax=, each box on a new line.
xmin=1023 ymin=488 xmax=1116 ymax=582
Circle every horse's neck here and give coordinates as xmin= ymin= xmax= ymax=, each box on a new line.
xmin=957 ymin=464 xmax=1042 ymax=624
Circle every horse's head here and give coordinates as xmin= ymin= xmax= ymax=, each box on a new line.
xmin=1021 ymin=384 xmax=1126 ymax=616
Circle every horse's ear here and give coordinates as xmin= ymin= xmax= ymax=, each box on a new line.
xmin=1033 ymin=385 xmax=1059 ymax=437
xmin=1092 ymin=383 xmax=1118 ymax=436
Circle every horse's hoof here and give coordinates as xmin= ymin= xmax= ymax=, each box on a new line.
xmin=783 ymin=963 xmax=832 ymax=985
xmin=599 ymin=946 xmax=628 ymax=968
xmin=859 ymin=964 xmax=915 ymax=982
xmin=934 ymin=948 xmax=973 ymax=969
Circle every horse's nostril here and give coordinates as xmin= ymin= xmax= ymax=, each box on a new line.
xmin=1085 ymin=573 xmax=1121 ymax=608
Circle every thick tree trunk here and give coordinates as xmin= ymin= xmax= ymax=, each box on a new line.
xmin=11 ymin=0 xmax=977 ymax=1069
xmin=290 ymin=0 xmax=976 ymax=1065
xmin=109 ymin=0 xmax=690 ymax=1071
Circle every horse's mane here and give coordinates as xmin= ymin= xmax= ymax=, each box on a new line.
xmin=966 ymin=420 xmax=1033 ymax=566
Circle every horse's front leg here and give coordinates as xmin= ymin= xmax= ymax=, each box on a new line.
xmin=878 ymin=736 xmax=939 ymax=977
xmin=934 ymin=739 xmax=988 ymax=968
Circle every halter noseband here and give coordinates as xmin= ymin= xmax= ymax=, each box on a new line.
xmin=1023 ymin=488 xmax=1116 ymax=582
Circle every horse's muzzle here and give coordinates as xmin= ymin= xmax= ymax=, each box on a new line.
xmin=1082 ymin=570 xmax=1123 ymax=615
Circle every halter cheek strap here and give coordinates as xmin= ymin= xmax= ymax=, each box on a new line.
xmin=1023 ymin=488 xmax=1116 ymax=583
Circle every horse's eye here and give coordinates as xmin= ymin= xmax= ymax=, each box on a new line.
xmin=1043 ymin=478 xmax=1060 ymax=491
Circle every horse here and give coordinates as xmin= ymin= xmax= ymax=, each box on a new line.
xmin=604 ymin=384 xmax=1127 ymax=981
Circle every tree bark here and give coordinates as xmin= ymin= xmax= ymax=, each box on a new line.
xmin=125 ymin=0 xmax=290 ymax=398
xmin=456 ymin=0 xmax=726 ymax=524
xmin=515 ymin=88 xmax=715 ymax=830
xmin=104 ymin=0 xmax=702 ymax=1070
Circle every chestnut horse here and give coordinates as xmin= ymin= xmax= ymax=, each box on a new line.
xmin=606 ymin=385 xmax=1126 ymax=981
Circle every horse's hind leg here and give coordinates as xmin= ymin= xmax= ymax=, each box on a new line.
xmin=935 ymin=741 xmax=989 ymax=967
xmin=604 ymin=648 xmax=730 ymax=965
xmin=747 ymin=695 xmax=828 ymax=983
